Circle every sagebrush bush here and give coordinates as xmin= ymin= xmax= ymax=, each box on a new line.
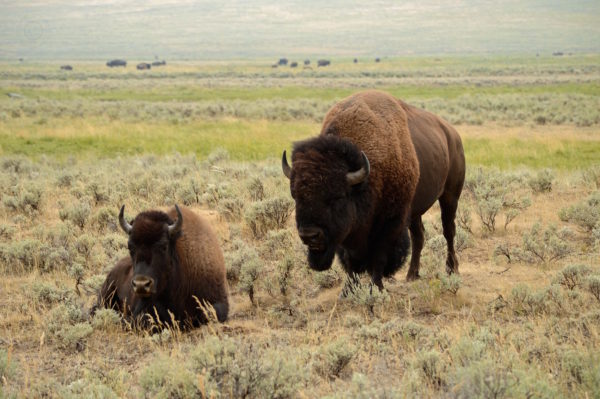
xmin=0 ymin=238 xmax=52 ymax=273
xmin=515 ymin=222 xmax=573 ymax=264
xmin=313 ymin=265 xmax=343 ymax=289
xmin=277 ymin=256 xmax=295 ymax=295
xmin=91 ymin=206 xmax=118 ymax=232
xmin=586 ymin=275 xmax=600 ymax=302
xmin=509 ymin=283 xmax=566 ymax=316
xmin=244 ymin=196 xmax=294 ymax=238
xmin=236 ymin=246 xmax=262 ymax=304
xmin=456 ymin=202 xmax=473 ymax=233
xmin=247 ymin=177 xmax=265 ymax=201
xmin=261 ymin=229 xmax=294 ymax=260
xmin=559 ymin=351 xmax=600 ymax=397
xmin=59 ymin=200 xmax=92 ymax=229
xmin=553 ymin=264 xmax=592 ymax=290
xmin=314 ymin=338 xmax=356 ymax=379
xmin=91 ymin=308 xmax=122 ymax=331
xmin=346 ymin=280 xmax=390 ymax=314
xmin=29 ymin=281 xmax=72 ymax=305
xmin=559 ymin=191 xmax=600 ymax=234
xmin=465 ymin=167 xmax=531 ymax=232
xmin=140 ymin=354 xmax=200 ymax=399
xmin=217 ymin=197 xmax=245 ymax=221
xmin=85 ymin=181 xmax=110 ymax=205
xmin=200 ymin=183 xmax=232 ymax=207
xmin=224 ymin=239 xmax=257 ymax=284
xmin=2 ymin=182 xmax=43 ymax=215
xmin=191 ymin=336 xmax=307 ymax=398
xmin=411 ymin=350 xmax=448 ymax=389
xmin=204 ymin=147 xmax=230 ymax=165
xmin=59 ymin=377 xmax=118 ymax=399
xmin=582 ymin=165 xmax=600 ymax=189
xmin=46 ymin=302 xmax=92 ymax=349
xmin=528 ymin=169 xmax=554 ymax=193
xmin=440 ymin=274 xmax=462 ymax=295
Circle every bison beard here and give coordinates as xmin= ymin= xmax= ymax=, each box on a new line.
xmin=307 ymin=245 xmax=337 ymax=271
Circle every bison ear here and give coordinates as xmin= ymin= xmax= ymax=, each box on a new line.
xmin=282 ymin=150 xmax=292 ymax=179
xmin=168 ymin=204 xmax=183 ymax=238
xmin=346 ymin=151 xmax=370 ymax=186
xmin=118 ymin=205 xmax=132 ymax=234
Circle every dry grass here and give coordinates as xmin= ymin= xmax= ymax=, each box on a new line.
xmin=0 ymin=148 xmax=598 ymax=398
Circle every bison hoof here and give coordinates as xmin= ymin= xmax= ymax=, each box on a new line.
xmin=406 ymin=272 xmax=420 ymax=282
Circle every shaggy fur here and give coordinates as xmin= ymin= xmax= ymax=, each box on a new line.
xmin=286 ymin=90 xmax=465 ymax=288
xmin=96 ymin=205 xmax=229 ymax=328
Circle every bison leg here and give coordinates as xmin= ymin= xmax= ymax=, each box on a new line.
xmin=406 ymin=216 xmax=424 ymax=281
xmin=440 ymin=196 xmax=459 ymax=275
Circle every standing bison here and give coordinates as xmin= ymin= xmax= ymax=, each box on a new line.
xmin=95 ymin=205 xmax=229 ymax=328
xmin=106 ymin=59 xmax=126 ymax=67
xmin=282 ymin=90 xmax=465 ymax=291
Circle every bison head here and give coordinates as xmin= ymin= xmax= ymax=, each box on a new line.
xmin=119 ymin=205 xmax=182 ymax=298
xmin=282 ymin=136 xmax=370 ymax=271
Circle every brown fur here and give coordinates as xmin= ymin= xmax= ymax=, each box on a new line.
xmin=96 ymin=205 xmax=229 ymax=328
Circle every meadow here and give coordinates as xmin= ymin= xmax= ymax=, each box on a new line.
xmin=0 ymin=56 xmax=599 ymax=398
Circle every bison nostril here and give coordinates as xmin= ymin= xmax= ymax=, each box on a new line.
xmin=132 ymin=276 xmax=154 ymax=294
xmin=299 ymin=227 xmax=324 ymax=246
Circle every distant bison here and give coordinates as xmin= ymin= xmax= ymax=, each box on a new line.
xmin=375 ymin=57 xmax=381 ymax=63
xmin=95 ymin=205 xmax=229 ymax=328
xmin=136 ymin=63 xmax=151 ymax=70
xmin=282 ymin=90 xmax=465 ymax=291
xmin=278 ymin=58 xmax=288 ymax=66
xmin=353 ymin=58 xmax=358 ymax=63
xmin=304 ymin=59 xmax=310 ymax=65
xmin=151 ymin=60 xmax=166 ymax=66
xmin=317 ymin=59 xmax=331 ymax=67
xmin=60 ymin=65 xmax=73 ymax=71
xmin=290 ymin=62 xmax=298 ymax=68
xmin=106 ymin=59 xmax=127 ymax=67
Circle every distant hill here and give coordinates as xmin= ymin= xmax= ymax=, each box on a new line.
xmin=1 ymin=0 xmax=599 ymax=60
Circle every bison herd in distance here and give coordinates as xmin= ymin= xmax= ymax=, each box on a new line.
xmin=59 ymin=57 xmax=382 ymax=72
xmin=93 ymin=90 xmax=465 ymax=331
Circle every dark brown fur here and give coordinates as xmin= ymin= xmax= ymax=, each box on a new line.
xmin=96 ymin=205 xmax=228 ymax=328
xmin=285 ymin=90 xmax=465 ymax=288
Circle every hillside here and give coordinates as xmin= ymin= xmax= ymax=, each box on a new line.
xmin=1 ymin=0 xmax=599 ymax=60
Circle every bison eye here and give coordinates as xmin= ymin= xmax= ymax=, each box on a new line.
xmin=155 ymin=242 xmax=168 ymax=252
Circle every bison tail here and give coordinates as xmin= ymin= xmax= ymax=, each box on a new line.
xmin=383 ymin=227 xmax=411 ymax=277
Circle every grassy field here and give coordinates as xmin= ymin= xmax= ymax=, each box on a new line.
xmin=1 ymin=56 xmax=599 ymax=398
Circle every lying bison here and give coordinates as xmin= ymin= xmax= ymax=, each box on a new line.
xmin=95 ymin=205 xmax=229 ymax=328
xmin=136 ymin=62 xmax=151 ymax=70
xmin=282 ymin=90 xmax=465 ymax=291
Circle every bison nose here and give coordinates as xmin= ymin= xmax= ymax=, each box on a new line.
xmin=298 ymin=227 xmax=325 ymax=249
xmin=132 ymin=275 xmax=154 ymax=296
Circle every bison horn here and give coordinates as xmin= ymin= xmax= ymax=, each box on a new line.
xmin=282 ymin=150 xmax=292 ymax=179
xmin=346 ymin=151 xmax=370 ymax=186
xmin=168 ymin=204 xmax=183 ymax=237
xmin=118 ymin=205 xmax=132 ymax=234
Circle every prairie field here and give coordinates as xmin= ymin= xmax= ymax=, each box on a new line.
xmin=1 ymin=56 xmax=600 ymax=398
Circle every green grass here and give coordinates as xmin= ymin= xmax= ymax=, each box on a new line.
xmin=2 ymin=82 xmax=598 ymax=103
xmin=0 ymin=118 xmax=317 ymax=161
xmin=1 ymin=117 xmax=598 ymax=170
xmin=464 ymin=137 xmax=600 ymax=170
